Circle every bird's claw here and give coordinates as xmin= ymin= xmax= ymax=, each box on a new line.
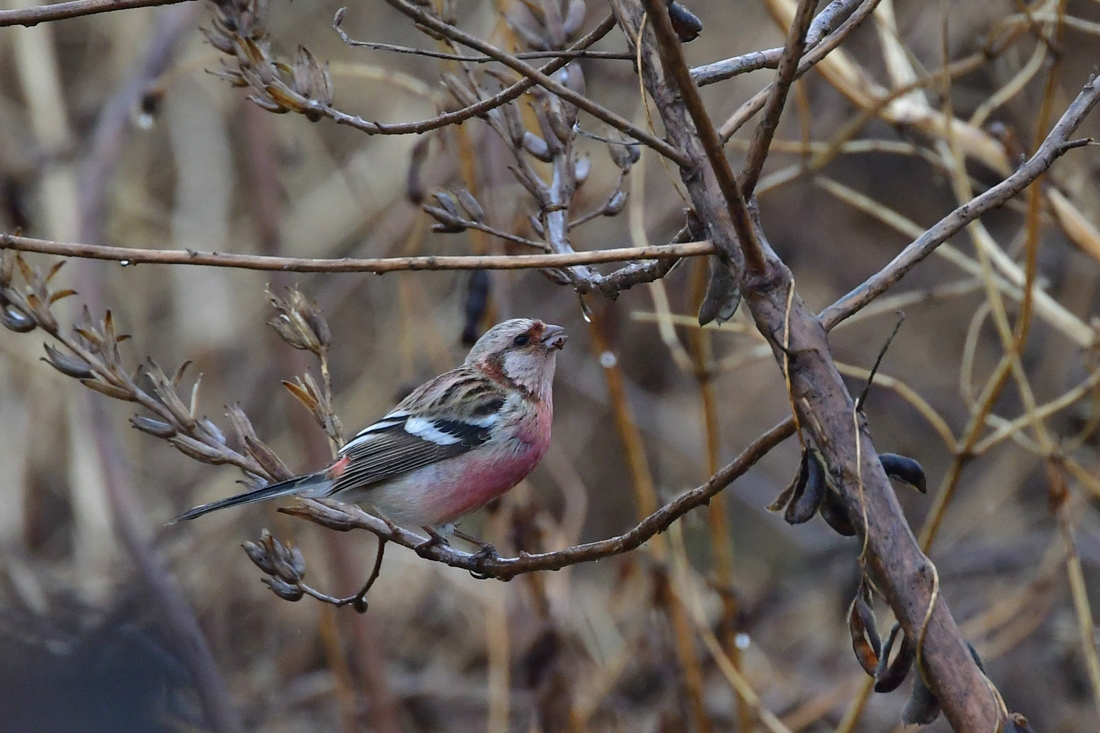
xmin=416 ymin=526 xmax=450 ymax=556
xmin=468 ymin=543 xmax=501 ymax=580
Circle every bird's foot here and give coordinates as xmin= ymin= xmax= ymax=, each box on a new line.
xmin=451 ymin=528 xmax=501 ymax=579
xmin=416 ymin=525 xmax=451 ymax=556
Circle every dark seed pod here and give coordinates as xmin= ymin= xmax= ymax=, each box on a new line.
xmin=873 ymin=623 xmax=914 ymax=693
xmin=698 ymin=256 xmax=741 ymax=326
xmin=786 ymin=450 xmax=825 ymax=524
xmin=768 ymin=449 xmax=807 ymax=513
xmin=819 ymin=490 xmax=856 ymax=536
xmin=0 ymin=302 xmax=35 ymax=332
xmin=901 ymin=669 xmax=940 ymax=725
xmin=667 ymin=1 xmax=703 ymax=42
xmin=879 ymin=453 xmax=927 ymax=493
xmin=42 ymin=343 xmax=94 ymax=378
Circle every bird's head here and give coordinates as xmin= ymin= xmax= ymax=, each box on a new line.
xmin=465 ymin=318 xmax=566 ymax=399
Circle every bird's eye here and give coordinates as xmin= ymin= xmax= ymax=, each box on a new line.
xmin=513 ymin=333 xmax=530 ymax=346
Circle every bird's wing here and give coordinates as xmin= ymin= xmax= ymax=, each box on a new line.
xmin=329 ymin=370 xmax=508 ymax=493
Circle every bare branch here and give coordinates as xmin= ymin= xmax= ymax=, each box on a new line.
xmin=739 ymin=0 xmax=819 ymax=197
xmin=380 ymin=0 xmax=692 ymax=167
xmin=321 ymin=10 xmax=618 ymax=137
xmin=636 ymin=0 xmax=766 ymax=275
xmin=820 ymin=78 xmax=1100 ymax=332
xmin=0 ymin=233 xmax=714 ymax=273
xmin=0 ymin=0 xmax=193 ymax=28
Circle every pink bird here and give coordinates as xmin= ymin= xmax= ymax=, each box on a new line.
xmin=172 ymin=319 xmax=566 ymax=536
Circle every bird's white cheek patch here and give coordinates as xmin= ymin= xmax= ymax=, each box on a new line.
xmin=405 ymin=416 xmax=462 ymax=445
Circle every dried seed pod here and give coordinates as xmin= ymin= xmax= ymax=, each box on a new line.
xmin=604 ymin=190 xmax=627 ymax=216
xmin=879 ymin=453 xmax=927 ymax=493
xmin=130 ymin=416 xmax=177 ymax=439
xmin=270 ymin=540 xmax=305 ymax=583
xmin=528 ymin=214 xmax=545 ymax=237
xmin=574 ymin=155 xmax=590 ymax=185
xmin=226 ymin=403 xmax=260 ymax=448
xmin=819 ymin=490 xmax=856 ymax=536
xmin=698 ymin=256 xmax=741 ymax=326
xmin=243 ymin=537 xmax=277 ymax=575
xmin=522 ymin=132 xmax=552 ymax=162
xmin=785 ymin=450 xmax=824 ymax=524
xmin=199 ymin=418 xmax=227 ymax=445
xmin=609 ymin=139 xmax=641 ymax=170
xmin=81 ymin=378 xmax=135 ymax=401
xmin=432 ymin=191 xmax=459 ymax=217
xmin=267 ymin=288 xmax=325 ymax=353
xmin=767 ymin=449 xmax=806 ymax=512
xmin=455 ymin=188 xmax=485 ymax=223
xmin=422 ymin=205 xmax=466 ymax=233
xmin=1 ymin=302 xmax=36 ymax=332
xmin=146 ymin=360 xmax=197 ymax=429
xmin=262 ymin=576 xmax=304 ymax=602
xmin=847 ymin=589 xmax=881 ymax=676
xmin=901 ymin=669 xmax=940 ymax=725
xmin=245 ymin=435 xmax=293 ymax=481
xmin=42 ymin=343 xmax=94 ymax=379
xmin=667 ymin=1 xmax=703 ymax=42
xmin=169 ymin=434 xmax=229 ymax=464
xmin=872 ymin=623 xmax=914 ymax=693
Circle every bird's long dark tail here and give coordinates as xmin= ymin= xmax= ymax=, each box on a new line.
xmin=170 ymin=472 xmax=331 ymax=523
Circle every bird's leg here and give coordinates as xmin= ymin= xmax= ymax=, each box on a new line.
xmin=451 ymin=528 xmax=501 ymax=579
xmin=416 ymin=525 xmax=451 ymax=556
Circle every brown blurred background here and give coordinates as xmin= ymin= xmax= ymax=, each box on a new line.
xmin=2 ymin=0 xmax=1100 ymax=731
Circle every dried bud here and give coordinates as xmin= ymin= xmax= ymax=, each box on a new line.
xmin=130 ymin=416 xmax=177 ymax=439
xmin=262 ymin=577 xmax=304 ymax=602
xmin=574 ymin=155 xmax=590 ymax=185
xmin=267 ymin=287 xmax=328 ymax=353
xmin=518 ymin=132 xmax=550 ymax=163
xmin=169 ymin=434 xmax=229 ymax=464
xmin=292 ymin=45 xmax=334 ymax=116
xmin=454 ymin=188 xmax=485 ymax=223
xmin=243 ymin=537 xmax=277 ymax=575
xmin=42 ymin=343 xmax=94 ymax=379
xmin=604 ymin=190 xmax=627 ymax=216
xmin=609 ymin=140 xmax=641 ymax=171
xmin=80 ymin=378 xmax=133 ymax=401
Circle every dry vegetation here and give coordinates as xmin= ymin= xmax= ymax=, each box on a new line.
xmin=2 ymin=0 xmax=1100 ymax=732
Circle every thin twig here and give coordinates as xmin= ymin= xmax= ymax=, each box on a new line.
xmin=739 ymin=0 xmax=820 ymax=197
xmin=0 ymin=0 xmax=193 ymax=27
xmin=0 ymin=233 xmax=714 ymax=272
xmin=380 ymin=0 xmax=692 ymax=167
xmin=324 ymin=10 xmax=619 ymax=137
xmin=337 ymin=38 xmax=633 ymax=62
xmin=638 ymin=0 xmax=766 ymax=274
xmin=819 ymin=77 xmax=1100 ymax=332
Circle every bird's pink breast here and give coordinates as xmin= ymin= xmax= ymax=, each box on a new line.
xmin=365 ymin=404 xmax=553 ymax=527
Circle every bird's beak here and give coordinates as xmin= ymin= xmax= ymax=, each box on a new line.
xmin=541 ymin=324 xmax=567 ymax=350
